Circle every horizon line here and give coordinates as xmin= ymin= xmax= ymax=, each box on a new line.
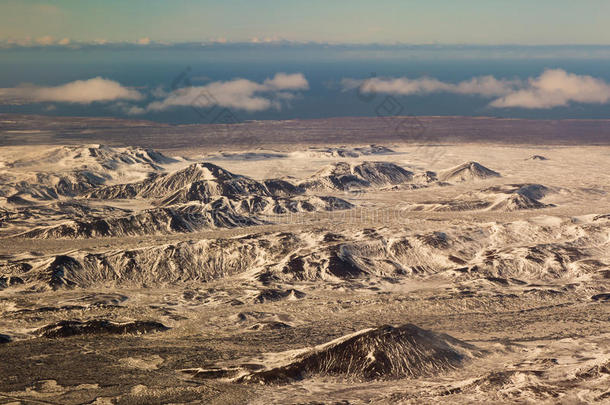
xmin=5 ymin=41 xmax=610 ymax=50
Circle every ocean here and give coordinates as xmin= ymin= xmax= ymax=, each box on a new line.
xmin=2 ymin=44 xmax=610 ymax=123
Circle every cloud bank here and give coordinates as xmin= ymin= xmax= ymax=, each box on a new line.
xmin=343 ymin=69 xmax=610 ymax=109
xmin=342 ymin=75 xmax=518 ymax=97
xmin=0 ymin=77 xmax=142 ymax=104
xmin=144 ymin=73 xmax=308 ymax=113
xmin=490 ymin=69 xmax=610 ymax=108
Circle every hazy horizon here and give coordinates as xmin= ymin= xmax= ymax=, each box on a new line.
xmin=3 ymin=0 xmax=610 ymax=45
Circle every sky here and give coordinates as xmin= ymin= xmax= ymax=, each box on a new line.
xmin=2 ymin=0 xmax=610 ymax=45
xmin=3 ymin=1 xmax=610 ymax=123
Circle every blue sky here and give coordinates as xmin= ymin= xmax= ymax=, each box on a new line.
xmin=3 ymin=1 xmax=610 ymax=122
xmin=2 ymin=0 xmax=610 ymax=45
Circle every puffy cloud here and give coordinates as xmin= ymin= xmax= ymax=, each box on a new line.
xmin=263 ymin=72 xmax=309 ymax=90
xmin=137 ymin=37 xmax=151 ymax=45
xmin=0 ymin=77 xmax=143 ymax=104
xmin=144 ymin=73 xmax=308 ymax=113
xmin=453 ymin=76 xmax=521 ymax=97
xmin=343 ymin=69 xmax=610 ymax=109
xmin=147 ymin=79 xmax=269 ymax=112
xmin=343 ymin=75 xmax=518 ymax=97
xmin=350 ymin=76 xmax=451 ymax=95
xmin=490 ymin=69 xmax=610 ymax=108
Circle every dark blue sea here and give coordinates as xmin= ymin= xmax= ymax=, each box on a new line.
xmin=2 ymin=44 xmax=610 ymax=123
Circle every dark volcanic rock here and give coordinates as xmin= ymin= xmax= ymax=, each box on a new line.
xmin=254 ymin=288 xmax=306 ymax=303
xmin=327 ymin=252 xmax=365 ymax=278
xmin=300 ymin=161 xmax=413 ymax=191
xmin=238 ymin=324 xmax=483 ymax=384
xmin=12 ymin=232 xmax=300 ymax=289
xmin=92 ymin=162 xmax=269 ymax=203
xmin=352 ymin=161 xmax=413 ymax=185
xmin=416 ymin=232 xmax=450 ymax=249
xmin=19 ymin=201 xmax=262 ymax=239
xmin=593 ymin=214 xmax=610 ymax=222
xmin=482 ymin=183 xmax=551 ymax=200
xmin=263 ymin=179 xmax=305 ymax=197
xmin=0 ymin=275 xmax=25 ymax=289
xmin=34 ymin=162 xmax=352 ymax=238
xmin=37 ymin=320 xmax=169 ymax=338
xmin=248 ymin=321 xmax=292 ymax=331
xmin=438 ymin=161 xmax=500 ymax=182
xmin=576 ymin=360 xmax=610 ymax=379
xmin=488 ymin=193 xmax=552 ymax=211
xmin=45 ymin=255 xmax=82 ymax=289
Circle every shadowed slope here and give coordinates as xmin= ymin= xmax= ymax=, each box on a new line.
xmin=184 ymin=324 xmax=483 ymax=384
xmin=438 ymin=161 xmax=500 ymax=183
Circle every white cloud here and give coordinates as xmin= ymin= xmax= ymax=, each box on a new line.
xmin=343 ymin=69 xmax=610 ymax=109
xmin=124 ymin=105 xmax=146 ymax=115
xmin=0 ymin=77 xmax=143 ymax=104
xmin=144 ymin=73 xmax=308 ymax=113
xmin=453 ymin=76 xmax=521 ymax=97
xmin=490 ymin=69 xmax=610 ymax=108
xmin=343 ymin=75 xmax=518 ymax=97
xmin=151 ymin=85 xmax=169 ymax=98
xmin=147 ymin=79 xmax=269 ymax=112
xmin=263 ymin=72 xmax=309 ymax=90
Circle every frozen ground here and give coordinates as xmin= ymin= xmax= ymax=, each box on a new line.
xmin=0 ymin=117 xmax=609 ymax=404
